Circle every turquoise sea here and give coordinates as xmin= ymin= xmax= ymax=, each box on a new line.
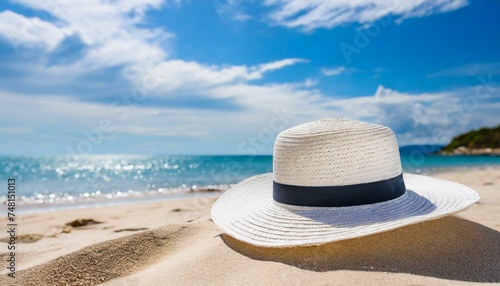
xmin=1 ymin=154 xmax=499 ymax=211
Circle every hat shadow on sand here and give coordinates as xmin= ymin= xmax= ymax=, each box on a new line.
xmin=220 ymin=216 xmax=500 ymax=282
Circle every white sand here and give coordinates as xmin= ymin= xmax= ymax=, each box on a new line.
xmin=1 ymin=168 xmax=499 ymax=285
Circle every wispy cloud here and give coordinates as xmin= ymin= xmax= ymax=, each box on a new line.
xmin=213 ymin=0 xmax=253 ymax=22
xmin=257 ymin=58 xmax=308 ymax=73
xmin=113 ymin=125 xmax=210 ymax=138
xmin=428 ymin=62 xmax=500 ymax=78
xmin=302 ymin=78 xmax=318 ymax=87
xmin=262 ymin=0 xmax=469 ymax=31
xmin=125 ymin=58 xmax=308 ymax=95
xmin=321 ymin=66 xmax=346 ymax=76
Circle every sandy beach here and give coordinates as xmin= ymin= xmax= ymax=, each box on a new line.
xmin=1 ymin=167 xmax=499 ymax=286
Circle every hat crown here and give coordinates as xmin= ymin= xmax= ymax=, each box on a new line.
xmin=273 ymin=118 xmax=402 ymax=187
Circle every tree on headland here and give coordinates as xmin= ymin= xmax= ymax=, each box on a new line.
xmin=442 ymin=125 xmax=500 ymax=154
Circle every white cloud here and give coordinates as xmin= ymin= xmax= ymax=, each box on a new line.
xmin=1 ymin=0 xmax=169 ymax=72
xmin=0 ymin=0 xmax=497 ymax=154
xmin=1 ymin=81 xmax=498 ymax=154
xmin=0 ymin=0 xmax=315 ymax=154
xmin=257 ymin=58 xmax=308 ymax=73
xmin=322 ymin=66 xmax=346 ymax=76
xmin=230 ymin=12 xmax=253 ymax=22
xmin=213 ymin=0 xmax=253 ymax=22
xmin=0 ymin=1 xmax=307 ymax=95
xmin=428 ymin=62 xmax=500 ymax=78
xmin=0 ymin=10 xmax=73 ymax=51
xmin=324 ymin=85 xmax=500 ymax=145
xmin=125 ymin=58 xmax=307 ymax=93
xmin=263 ymin=0 xmax=469 ymax=31
xmin=303 ymin=78 xmax=318 ymax=87
xmin=16 ymin=84 xmax=500 ymax=153
xmin=113 ymin=125 xmax=210 ymax=138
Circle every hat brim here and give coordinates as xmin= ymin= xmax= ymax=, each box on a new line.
xmin=211 ymin=173 xmax=480 ymax=247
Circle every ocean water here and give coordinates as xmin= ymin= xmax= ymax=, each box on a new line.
xmin=0 ymin=155 xmax=499 ymax=210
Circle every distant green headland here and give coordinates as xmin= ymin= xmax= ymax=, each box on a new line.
xmin=441 ymin=125 xmax=500 ymax=155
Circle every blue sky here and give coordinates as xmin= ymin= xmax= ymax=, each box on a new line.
xmin=0 ymin=0 xmax=499 ymax=155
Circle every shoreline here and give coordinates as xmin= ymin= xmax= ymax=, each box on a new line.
xmin=4 ymin=165 xmax=499 ymax=214
xmin=2 ymin=184 xmax=231 ymax=214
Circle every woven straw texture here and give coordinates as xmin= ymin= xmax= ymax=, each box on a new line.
xmin=211 ymin=118 xmax=480 ymax=247
xmin=273 ymin=118 xmax=401 ymax=186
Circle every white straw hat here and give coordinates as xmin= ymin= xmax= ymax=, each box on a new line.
xmin=211 ymin=118 xmax=480 ymax=247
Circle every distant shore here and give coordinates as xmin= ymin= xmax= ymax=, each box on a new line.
xmin=439 ymin=147 xmax=500 ymax=156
